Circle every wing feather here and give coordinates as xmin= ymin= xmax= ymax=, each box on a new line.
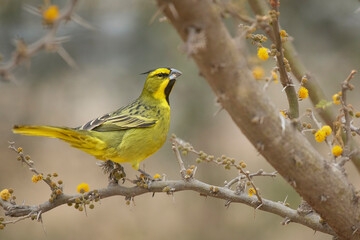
xmin=76 ymin=112 xmax=157 ymax=132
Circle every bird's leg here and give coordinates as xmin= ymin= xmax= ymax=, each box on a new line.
xmin=111 ymin=162 xmax=126 ymax=184
xmin=98 ymin=160 xmax=126 ymax=184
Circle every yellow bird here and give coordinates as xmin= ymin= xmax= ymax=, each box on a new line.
xmin=13 ymin=68 xmax=182 ymax=170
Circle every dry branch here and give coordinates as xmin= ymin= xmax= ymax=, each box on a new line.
xmin=269 ymin=0 xmax=298 ymax=119
xmin=0 ymin=139 xmax=334 ymax=236
xmin=155 ymin=1 xmax=360 ymax=239
xmin=341 ymin=70 xmax=357 ymax=154
xmin=0 ymin=176 xmax=335 ymax=235
xmin=0 ymin=0 xmax=79 ymax=82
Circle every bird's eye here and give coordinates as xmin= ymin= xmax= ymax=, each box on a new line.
xmin=157 ymin=73 xmax=164 ymax=78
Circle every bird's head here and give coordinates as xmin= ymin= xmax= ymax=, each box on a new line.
xmin=141 ymin=67 xmax=182 ymax=105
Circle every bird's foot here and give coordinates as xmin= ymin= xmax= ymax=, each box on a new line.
xmin=98 ymin=160 xmax=126 ymax=184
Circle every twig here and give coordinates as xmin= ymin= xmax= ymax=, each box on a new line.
xmin=214 ymin=0 xmax=254 ymax=24
xmin=350 ymin=121 xmax=360 ymax=136
xmin=340 ymin=70 xmax=357 ymax=156
xmin=269 ymin=0 xmax=299 ymax=119
xmin=225 ymin=169 xmax=277 ymax=189
xmin=172 ymin=136 xmax=276 ymax=204
xmin=149 ymin=4 xmax=166 ymax=25
xmin=338 ymin=70 xmax=357 ymax=166
xmin=0 ymin=0 xmax=79 ymax=82
xmin=171 ymin=139 xmax=187 ymax=179
xmin=8 ymin=142 xmax=53 ymax=190
xmin=1 ymin=213 xmax=33 ymax=225
xmin=307 ymin=110 xmax=333 ymax=155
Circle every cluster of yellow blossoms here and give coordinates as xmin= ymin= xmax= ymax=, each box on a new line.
xmin=298 ymin=87 xmax=309 ymax=99
xmin=332 ymin=92 xmax=342 ymax=105
xmin=314 ymin=125 xmax=343 ymax=157
xmin=314 ymin=125 xmax=332 ymax=142
xmin=32 ymin=174 xmax=43 ymax=183
xmin=0 ymin=189 xmax=11 ymax=201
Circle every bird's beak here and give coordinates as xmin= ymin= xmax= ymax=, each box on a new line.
xmin=169 ymin=68 xmax=182 ymax=80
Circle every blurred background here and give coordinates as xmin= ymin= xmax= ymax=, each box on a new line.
xmin=1 ymin=0 xmax=360 ymax=239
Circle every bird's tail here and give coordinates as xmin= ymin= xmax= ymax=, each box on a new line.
xmin=12 ymin=125 xmax=106 ymax=156
xmin=13 ymin=125 xmax=80 ymax=141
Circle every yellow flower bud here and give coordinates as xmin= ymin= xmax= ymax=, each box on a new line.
xmin=315 ymin=130 xmax=326 ymax=142
xmin=43 ymin=5 xmax=59 ymax=25
xmin=332 ymin=145 xmax=343 ymax=157
xmin=252 ymin=66 xmax=265 ymax=80
xmin=0 ymin=189 xmax=11 ymax=201
xmin=332 ymin=93 xmax=341 ymax=105
xmin=153 ymin=174 xmax=161 ymax=179
xmin=248 ymin=187 xmax=256 ymax=197
xmin=321 ymin=125 xmax=332 ymax=137
xmin=298 ymin=87 xmax=309 ymax=99
xmin=77 ymin=183 xmax=89 ymax=193
xmin=257 ymin=47 xmax=269 ymax=61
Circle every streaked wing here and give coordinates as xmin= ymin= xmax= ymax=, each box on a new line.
xmin=76 ymin=112 xmax=112 ymax=130
xmin=76 ymin=112 xmax=157 ymax=131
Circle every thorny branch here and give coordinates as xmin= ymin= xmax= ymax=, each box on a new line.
xmin=269 ymin=0 xmax=299 ymax=119
xmin=224 ymin=169 xmax=277 ymax=189
xmin=0 ymin=140 xmax=335 ymax=236
xmin=171 ymin=137 xmax=267 ymax=204
xmin=8 ymin=142 xmax=54 ymax=190
xmin=171 ymin=139 xmax=187 ymax=178
xmin=0 ymin=0 xmax=80 ymax=82
xmin=338 ymin=70 xmax=357 ymax=166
